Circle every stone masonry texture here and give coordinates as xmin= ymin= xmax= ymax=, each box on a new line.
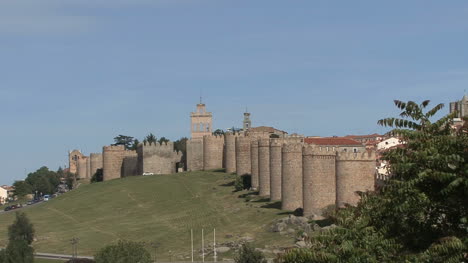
xmin=302 ymin=145 xmax=336 ymax=217
xmin=103 ymin=145 xmax=126 ymax=181
xmin=250 ymin=138 xmax=259 ymax=189
xmin=203 ymin=135 xmax=224 ymax=170
xmin=336 ymin=151 xmax=376 ymax=207
xmin=235 ymin=136 xmax=251 ymax=176
xmin=269 ymin=139 xmax=282 ymax=201
xmin=258 ymin=138 xmax=270 ymax=196
xmin=224 ymin=133 xmax=237 ymax=173
xmin=90 ymin=153 xmax=103 ymax=178
xmin=187 ymin=138 xmax=204 ymax=171
xmin=281 ymin=142 xmax=303 ymax=211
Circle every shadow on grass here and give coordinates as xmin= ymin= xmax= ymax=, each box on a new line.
xmin=261 ymin=201 xmax=282 ymax=209
xmin=220 ymin=181 xmax=235 ymax=187
xmin=237 ymin=191 xmax=259 ymax=198
xmin=277 ymin=211 xmax=294 ymax=215
xmin=252 ymin=198 xmax=270 ymax=203
xmin=314 ymin=218 xmax=334 ymax=227
xmin=212 ymin=168 xmax=226 ymax=173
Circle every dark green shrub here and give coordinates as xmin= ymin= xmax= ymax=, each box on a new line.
xmin=234 ymin=243 xmax=267 ymax=263
xmin=234 ymin=175 xmax=252 ymax=191
xmin=94 ymin=240 xmax=151 ymax=263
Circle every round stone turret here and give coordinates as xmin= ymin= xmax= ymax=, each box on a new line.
xmin=302 ymin=145 xmax=336 ymax=217
xmin=224 ymin=133 xmax=237 ymax=173
xmin=281 ymin=142 xmax=303 ymax=211
xmin=336 ymin=151 xmax=376 ymax=207
xmin=235 ymin=137 xmax=251 ymax=176
xmin=103 ymin=145 xmax=126 ymax=181
xmin=250 ymin=138 xmax=259 ymax=189
xmin=269 ymin=139 xmax=282 ymax=201
xmin=258 ymin=138 xmax=270 ymax=196
xmin=77 ymin=157 xmax=88 ymax=180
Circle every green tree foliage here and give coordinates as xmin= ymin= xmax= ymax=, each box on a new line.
xmin=128 ymin=139 xmax=140 ymax=151
xmin=91 ymin=168 xmax=104 ymax=183
xmin=12 ymin=181 xmax=32 ymax=197
xmin=1 ymin=212 xmax=35 ymax=263
xmin=8 ymin=212 xmax=35 ymax=245
xmin=174 ymin=137 xmax=188 ymax=169
xmin=278 ymin=100 xmax=468 ymax=262
xmin=213 ymin=129 xmax=225 ymax=136
xmin=24 ymin=166 xmax=60 ymax=195
xmin=234 ymin=243 xmax=267 ymax=263
xmin=158 ymin=136 xmax=169 ymax=144
xmin=113 ymin=135 xmax=135 ymax=150
xmin=144 ymin=133 xmax=157 ymax=145
xmin=94 ymin=240 xmax=152 ymax=263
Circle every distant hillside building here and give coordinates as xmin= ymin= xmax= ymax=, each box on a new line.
xmin=304 ymin=137 xmax=365 ymax=153
xmin=450 ymin=95 xmax=468 ymax=119
xmin=0 ymin=186 xmax=7 ymax=205
xmin=246 ymin=126 xmax=288 ymax=138
xmin=190 ymin=101 xmax=213 ymax=139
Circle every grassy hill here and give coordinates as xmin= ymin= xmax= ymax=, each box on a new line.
xmin=0 ymin=171 xmax=293 ymax=261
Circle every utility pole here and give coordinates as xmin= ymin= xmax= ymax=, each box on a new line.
xmin=70 ymin=237 xmax=79 ymax=259
xmin=191 ymin=229 xmax=194 ymax=263
xmin=213 ymin=228 xmax=217 ymax=263
xmin=202 ymin=228 xmax=205 ymax=263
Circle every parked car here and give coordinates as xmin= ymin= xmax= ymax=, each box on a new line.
xmin=4 ymin=206 xmax=11 ymax=211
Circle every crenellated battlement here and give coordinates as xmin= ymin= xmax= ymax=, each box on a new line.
xmin=103 ymin=145 xmax=125 ymax=152
xmin=203 ymin=134 xmax=225 ymax=141
xmin=303 ymin=144 xmax=336 ymax=156
xmin=336 ymin=150 xmax=376 ymax=161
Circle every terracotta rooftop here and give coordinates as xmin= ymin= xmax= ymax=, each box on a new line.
xmin=345 ymin=133 xmax=384 ymax=139
xmin=304 ymin=137 xmax=363 ymax=146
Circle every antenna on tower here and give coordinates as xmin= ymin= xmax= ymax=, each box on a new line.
xmin=200 ymin=88 xmax=203 ymax=104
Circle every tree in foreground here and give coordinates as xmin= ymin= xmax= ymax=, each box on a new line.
xmin=277 ymin=100 xmax=468 ymax=262
xmin=94 ymin=240 xmax=151 ymax=263
xmin=234 ymin=243 xmax=267 ymax=263
xmin=0 ymin=212 xmax=35 ymax=263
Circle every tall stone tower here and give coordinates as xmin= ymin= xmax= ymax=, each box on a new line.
xmin=191 ymin=100 xmax=213 ymax=139
xmin=69 ymin=149 xmax=84 ymax=174
xmin=243 ymin=111 xmax=251 ymax=131
xmin=450 ymin=95 xmax=468 ymax=119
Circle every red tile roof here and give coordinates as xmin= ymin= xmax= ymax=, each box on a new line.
xmin=304 ymin=137 xmax=363 ymax=146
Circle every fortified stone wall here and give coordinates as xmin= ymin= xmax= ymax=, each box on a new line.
xmin=77 ymin=157 xmax=88 ymax=179
xmin=258 ymin=138 xmax=270 ymax=196
xmin=203 ymin=135 xmax=224 ymax=170
xmin=224 ymin=133 xmax=239 ymax=174
xmin=137 ymin=142 xmax=181 ymax=175
xmin=187 ymin=138 xmax=204 ymax=171
xmin=269 ymin=138 xmax=282 ymax=201
xmin=86 ymin=157 xmax=91 ymax=179
xmin=103 ymin=145 xmax=126 ymax=181
xmin=235 ymin=136 xmax=251 ymax=176
xmin=303 ymin=145 xmax=336 ymax=217
xmin=336 ymin=151 xmax=376 ymax=207
xmin=281 ymin=142 xmax=303 ymax=211
xmin=122 ymin=151 xmax=138 ymax=177
xmin=250 ymin=138 xmax=259 ymax=189
xmin=90 ymin=153 xmax=103 ymax=178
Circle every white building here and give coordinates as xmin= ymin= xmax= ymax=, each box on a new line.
xmin=0 ymin=186 xmax=8 ymax=205
xmin=377 ymin=137 xmax=403 ymax=150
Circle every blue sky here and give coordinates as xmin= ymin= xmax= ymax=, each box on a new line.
xmin=1 ymin=0 xmax=467 ymax=185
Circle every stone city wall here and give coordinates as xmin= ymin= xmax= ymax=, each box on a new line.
xmin=250 ymin=138 xmax=259 ymax=189
xmin=77 ymin=156 xmax=88 ymax=180
xmin=258 ymin=138 xmax=270 ymax=196
xmin=302 ymin=145 xmax=336 ymax=217
xmin=103 ymin=145 xmax=126 ymax=181
xmin=235 ymin=136 xmax=251 ymax=176
xmin=122 ymin=151 xmax=138 ymax=177
xmin=281 ymin=142 xmax=303 ymax=211
xmin=137 ymin=141 xmax=181 ymax=175
xmin=224 ymin=133 xmax=240 ymax=174
xmin=187 ymin=138 xmax=204 ymax=171
xmin=269 ymin=138 xmax=282 ymax=201
xmin=203 ymin=135 xmax=224 ymax=170
xmin=336 ymin=151 xmax=376 ymax=207
xmin=90 ymin=153 xmax=103 ymax=178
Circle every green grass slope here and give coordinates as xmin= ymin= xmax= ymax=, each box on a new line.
xmin=0 ymin=171 xmax=291 ymax=261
